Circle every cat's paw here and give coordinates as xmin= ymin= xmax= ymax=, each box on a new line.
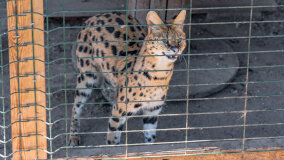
xmin=69 ymin=135 xmax=80 ymax=146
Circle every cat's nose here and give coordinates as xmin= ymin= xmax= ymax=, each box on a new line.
xmin=171 ymin=47 xmax=179 ymax=53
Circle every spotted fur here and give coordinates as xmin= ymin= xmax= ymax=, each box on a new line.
xmin=69 ymin=10 xmax=187 ymax=146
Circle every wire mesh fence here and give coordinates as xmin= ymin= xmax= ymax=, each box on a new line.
xmin=1 ymin=0 xmax=284 ymax=159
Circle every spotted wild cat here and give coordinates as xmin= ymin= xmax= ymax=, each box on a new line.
xmin=69 ymin=10 xmax=187 ymax=145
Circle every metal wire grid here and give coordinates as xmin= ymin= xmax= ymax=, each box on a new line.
xmin=0 ymin=0 xmax=284 ymax=159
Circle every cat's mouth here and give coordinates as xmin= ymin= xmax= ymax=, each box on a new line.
xmin=162 ymin=52 xmax=177 ymax=61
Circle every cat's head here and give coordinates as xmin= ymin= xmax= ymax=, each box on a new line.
xmin=145 ymin=10 xmax=187 ymax=62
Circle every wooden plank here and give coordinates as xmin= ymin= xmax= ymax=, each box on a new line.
xmin=45 ymin=0 xmax=125 ymax=17
xmin=166 ymin=0 xmax=184 ymax=21
xmin=1 ymin=0 xmax=278 ymax=18
xmin=135 ymin=0 xmax=151 ymax=24
xmin=7 ymin=0 xmax=46 ymax=159
xmin=192 ymin=0 xmax=277 ymax=8
xmin=128 ymin=0 xmax=277 ymax=23
xmin=56 ymin=149 xmax=284 ymax=160
xmin=129 ymin=0 xmax=137 ymax=18
xmin=150 ymin=0 xmax=167 ymax=22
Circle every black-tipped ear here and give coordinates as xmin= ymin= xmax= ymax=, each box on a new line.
xmin=171 ymin=10 xmax=186 ymax=30
xmin=146 ymin=11 xmax=164 ymax=33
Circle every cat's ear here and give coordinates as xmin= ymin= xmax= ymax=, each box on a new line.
xmin=146 ymin=11 xmax=164 ymax=33
xmin=171 ymin=10 xmax=186 ymax=30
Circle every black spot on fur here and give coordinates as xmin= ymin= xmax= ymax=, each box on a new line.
xmin=107 ymin=62 xmax=110 ymax=70
xmin=130 ymin=50 xmax=139 ymax=55
xmin=92 ymin=36 xmax=96 ymax=41
xmin=95 ymin=49 xmax=99 ymax=56
xmin=78 ymin=45 xmax=83 ymax=52
xmin=127 ymin=112 xmax=132 ymax=116
xmin=115 ymin=18 xmax=124 ymax=25
xmin=128 ymin=22 xmax=135 ymax=32
xmin=120 ymin=96 xmax=125 ymax=101
xmin=78 ymin=33 xmax=81 ymax=39
xmin=119 ymin=109 xmax=122 ymax=114
xmin=133 ymin=92 xmax=136 ymax=96
xmin=134 ymin=103 xmax=142 ymax=108
xmin=77 ymin=76 xmax=81 ymax=83
xmin=88 ymin=32 xmax=92 ymax=37
xmin=147 ymin=138 xmax=152 ymax=142
xmin=130 ymin=26 xmax=135 ymax=32
xmin=118 ymin=124 xmax=124 ymax=131
xmin=81 ymin=74 xmax=85 ymax=81
xmin=143 ymin=117 xmax=157 ymax=124
xmin=86 ymin=83 xmax=93 ymax=88
xmin=112 ymin=66 xmax=118 ymax=76
xmin=105 ymin=42 xmax=109 ymax=48
xmin=134 ymin=75 xmax=138 ymax=80
xmin=96 ymin=27 xmax=101 ymax=32
xmin=80 ymin=59 xmax=84 ymax=67
xmin=114 ymin=31 xmax=121 ymax=38
xmin=85 ymin=60 xmax=90 ymax=66
xmin=111 ymin=45 xmax=117 ymax=55
xmin=84 ymin=34 xmax=87 ymax=41
xmin=106 ymin=27 xmax=115 ymax=33
xmin=121 ymin=112 xmax=126 ymax=116
xmin=161 ymin=95 xmax=165 ymax=100
xmin=83 ymin=46 xmax=88 ymax=53
xmin=119 ymin=51 xmax=125 ymax=56
xmin=128 ymin=88 xmax=132 ymax=92
xmin=79 ymin=92 xmax=88 ymax=97
xmin=129 ymin=42 xmax=136 ymax=46
xmin=86 ymin=73 xmax=93 ymax=78
xmin=104 ymin=14 xmax=111 ymax=18
xmin=143 ymin=71 xmax=152 ymax=80
xmin=101 ymin=50 xmax=105 ymax=58
xmin=114 ymin=12 xmax=122 ymax=15
xmin=89 ymin=49 xmax=93 ymax=54
xmin=112 ymin=117 xmax=119 ymax=123
xmin=97 ymin=20 xmax=105 ymax=25
xmin=137 ymin=26 xmax=142 ymax=31
xmin=108 ymin=19 xmax=112 ymax=22
xmin=120 ymin=62 xmax=132 ymax=75
xmin=120 ymin=86 xmax=123 ymax=93
xmin=107 ymin=140 xmax=111 ymax=144
xmin=123 ymin=34 xmax=126 ymax=40
xmin=140 ymin=92 xmax=143 ymax=96
xmin=100 ymin=36 xmax=104 ymax=41
xmin=109 ymin=124 xmax=116 ymax=131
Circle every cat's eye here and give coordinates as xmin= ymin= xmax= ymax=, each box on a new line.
xmin=163 ymin=40 xmax=170 ymax=46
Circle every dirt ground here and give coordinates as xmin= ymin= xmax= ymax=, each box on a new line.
xmin=1 ymin=1 xmax=284 ymax=159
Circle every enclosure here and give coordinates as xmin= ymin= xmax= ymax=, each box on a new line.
xmin=1 ymin=0 xmax=284 ymax=159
